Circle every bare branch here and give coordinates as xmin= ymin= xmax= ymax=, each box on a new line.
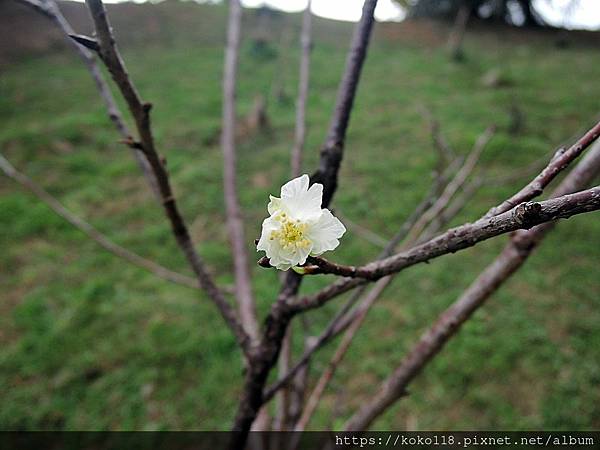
xmin=418 ymin=105 xmax=455 ymax=167
xmin=291 ymin=0 xmax=312 ymax=178
xmin=404 ymin=125 xmax=495 ymax=243
xmin=343 ymin=140 xmax=600 ymax=431
xmin=83 ymin=0 xmax=250 ymax=352
xmin=15 ymin=0 xmax=160 ymax=197
xmin=292 ymin=186 xmax=600 ymax=314
xmin=0 ymin=153 xmax=200 ymax=290
xmin=222 ymin=0 xmax=259 ymax=341
xmin=484 ymin=119 xmax=600 ymax=218
xmin=294 ymin=274 xmax=384 ymax=432
xmin=311 ymin=0 xmax=379 ymax=207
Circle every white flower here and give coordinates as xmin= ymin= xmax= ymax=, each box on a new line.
xmin=257 ymin=174 xmax=346 ymax=271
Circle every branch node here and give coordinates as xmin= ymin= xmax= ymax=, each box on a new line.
xmin=120 ymin=137 xmax=145 ymax=151
xmin=68 ymin=34 xmax=100 ymax=52
xmin=257 ymin=256 xmax=271 ymax=268
xmin=162 ymin=195 xmax=175 ymax=206
xmin=513 ymin=201 xmax=542 ymax=228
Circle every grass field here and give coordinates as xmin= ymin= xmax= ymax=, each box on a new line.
xmin=1 ymin=2 xmax=599 ymax=431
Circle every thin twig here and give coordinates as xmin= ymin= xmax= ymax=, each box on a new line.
xmin=291 ymin=0 xmax=312 ymax=178
xmin=484 ymin=119 xmax=600 ymax=218
xmin=294 ymin=274 xmax=385 ymax=432
xmin=0 ymin=153 xmax=199 ymax=289
xmin=404 ymin=125 xmax=495 ymax=243
xmin=222 ymin=0 xmax=259 ymax=341
xmin=83 ymin=0 xmax=250 ymax=352
xmin=334 ymin=210 xmax=388 ymax=249
xmin=418 ymin=105 xmax=455 ymax=167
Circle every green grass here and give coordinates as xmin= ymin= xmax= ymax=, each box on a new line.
xmin=1 ymin=4 xmax=599 ymax=431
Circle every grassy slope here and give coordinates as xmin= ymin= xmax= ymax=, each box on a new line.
xmin=0 ymin=3 xmax=599 ymax=430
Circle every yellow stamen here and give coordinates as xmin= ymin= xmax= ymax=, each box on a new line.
xmin=269 ymin=216 xmax=311 ymax=249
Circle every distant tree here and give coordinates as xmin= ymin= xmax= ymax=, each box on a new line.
xmin=407 ymin=0 xmax=546 ymax=27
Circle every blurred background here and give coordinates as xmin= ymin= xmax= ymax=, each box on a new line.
xmin=1 ymin=0 xmax=599 ymax=431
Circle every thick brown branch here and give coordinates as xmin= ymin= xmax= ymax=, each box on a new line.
xmin=343 ymin=141 xmax=600 ymax=431
xmin=484 ymin=119 xmax=600 ymax=218
xmin=222 ymin=0 xmax=259 ymax=341
xmin=292 ymin=187 xmax=600 ymax=314
xmin=84 ymin=0 xmax=250 ymax=352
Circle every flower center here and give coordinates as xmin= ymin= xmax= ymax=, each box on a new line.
xmin=270 ymin=213 xmax=311 ymax=250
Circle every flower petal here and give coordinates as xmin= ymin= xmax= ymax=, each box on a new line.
xmin=256 ymin=217 xmax=278 ymax=252
xmin=280 ymin=175 xmax=323 ymax=221
xmin=267 ymin=195 xmax=284 ymax=215
xmin=307 ymin=209 xmax=346 ymax=255
xmin=281 ymin=174 xmax=310 ymax=199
